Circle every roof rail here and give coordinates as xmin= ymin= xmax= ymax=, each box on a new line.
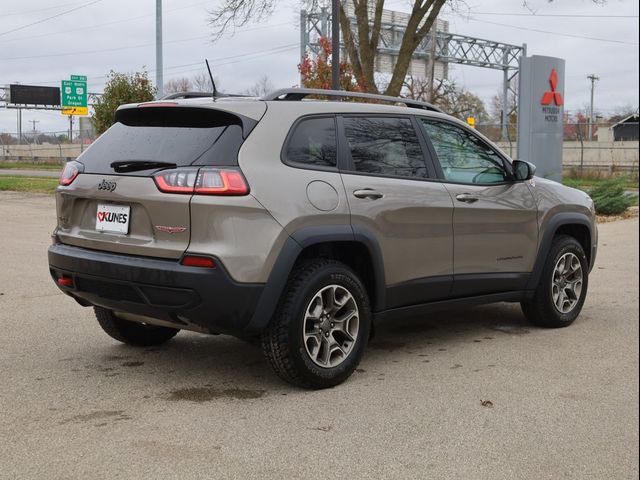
xmin=161 ymin=91 xmax=248 ymax=100
xmin=261 ymin=88 xmax=443 ymax=113
xmin=161 ymin=91 xmax=213 ymax=100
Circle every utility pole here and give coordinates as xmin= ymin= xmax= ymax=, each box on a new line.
xmin=501 ymin=48 xmax=511 ymax=141
xmin=16 ymin=107 xmax=22 ymax=144
xmin=331 ymin=0 xmax=340 ymax=91
xmin=156 ymin=0 xmax=163 ymax=98
xmin=587 ymin=74 xmax=599 ymax=141
xmin=29 ymin=119 xmax=39 ymax=132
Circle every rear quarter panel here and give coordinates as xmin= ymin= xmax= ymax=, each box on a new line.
xmin=237 ymin=102 xmax=352 ymax=245
xmin=188 ymin=195 xmax=289 ymax=283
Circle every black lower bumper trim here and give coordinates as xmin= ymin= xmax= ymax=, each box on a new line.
xmin=48 ymin=244 xmax=264 ymax=335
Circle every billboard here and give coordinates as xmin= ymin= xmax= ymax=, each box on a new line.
xmin=9 ymin=84 xmax=60 ymax=106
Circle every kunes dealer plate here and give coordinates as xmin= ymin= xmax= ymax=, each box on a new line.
xmin=96 ymin=204 xmax=130 ymax=234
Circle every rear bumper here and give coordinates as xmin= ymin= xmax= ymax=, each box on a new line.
xmin=48 ymin=243 xmax=264 ymax=335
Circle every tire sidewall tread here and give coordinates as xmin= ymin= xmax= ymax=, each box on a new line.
xmin=261 ymin=259 xmax=371 ymax=389
xmin=522 ymin=234 xmax=589 ymax=328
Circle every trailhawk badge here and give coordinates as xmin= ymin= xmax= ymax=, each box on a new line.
xmin=155 ymin=225 xmax=187 ymax=234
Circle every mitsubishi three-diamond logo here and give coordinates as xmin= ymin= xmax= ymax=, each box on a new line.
xmin=540 ymin=68 xmax=564 ymax=106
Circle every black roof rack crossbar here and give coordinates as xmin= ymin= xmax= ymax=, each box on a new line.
xmin=261 ymin=88 xmax=443 ymax=113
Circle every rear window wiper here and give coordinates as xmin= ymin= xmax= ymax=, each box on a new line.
xmin=110 ymin=160 xmax=177 ymax=173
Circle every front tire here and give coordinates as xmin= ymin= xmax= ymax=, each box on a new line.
xmin=261 ymin=259 xmax=371 ymax=389
xmin=94 ymin=307 xmax=180 ymax=346
xmin=521 ymin=235 xmax=589 ymax=328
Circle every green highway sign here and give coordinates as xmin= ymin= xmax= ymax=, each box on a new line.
xmin=61 ymin=74 xmax=87 ymax=115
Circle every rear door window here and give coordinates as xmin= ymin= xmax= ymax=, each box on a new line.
xmin=342 ymin=116 xmax=428 ymax=178
xmin=78 ymin=107 xmax=253 ymax=175
xmin=284 ymin=117 xmax=337 ymax=168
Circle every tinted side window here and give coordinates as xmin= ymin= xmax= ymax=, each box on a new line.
xmin=285 ymin=117 xmax=337 ymax=168
xmin=343 ymin=117 xmax=428 ymax=178
xmin=420 ymin=120 xmax=509 ymax=185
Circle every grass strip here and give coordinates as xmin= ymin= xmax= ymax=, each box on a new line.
xmin=0 ymin=176 xmax=59 ymax=194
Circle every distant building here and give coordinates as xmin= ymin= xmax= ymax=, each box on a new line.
xmin=612 ymin=114 xmax=639 ymax=141
xmin=598 ymin=114 xmax=639 ymax=142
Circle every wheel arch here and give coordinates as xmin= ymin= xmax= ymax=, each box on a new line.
xmin=244 ymin=225 xmax=386 ymax=333
xmin=527 ymin=213 xmax=595 ymax=290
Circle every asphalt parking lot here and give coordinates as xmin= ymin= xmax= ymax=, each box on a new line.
xmin=0 ymin=191 xmax=638 ymax=480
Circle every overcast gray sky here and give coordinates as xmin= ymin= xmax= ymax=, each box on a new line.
xmin=1 ymin=0 xmax=638 ymax=133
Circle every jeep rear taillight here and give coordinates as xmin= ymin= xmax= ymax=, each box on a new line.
xmin=153 ymin=167 xmax=249 ymax=195
xmin=153 ymin=169 xmax=199 ymax=194
xmin=196 ymin=169 xmax=248 ymax=195
xmin=59 ymin=161 xmax=83 ymax=186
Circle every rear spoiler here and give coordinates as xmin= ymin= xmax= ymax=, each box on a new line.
xmin=114 ymin=105 xmax=258 ymax=138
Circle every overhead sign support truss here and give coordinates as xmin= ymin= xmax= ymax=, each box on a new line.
xmin=301 ymin=9 xmax=526 ymax=140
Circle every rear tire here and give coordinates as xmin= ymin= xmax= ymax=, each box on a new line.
xmin=521 ymin=235 xmax=589 ymax=328
xmin=261 ymin=259 xmax=371 ymax=389
xmin=94 ymin=307 xmax=180 ymax=346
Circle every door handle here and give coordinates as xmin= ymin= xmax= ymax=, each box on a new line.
xmin=353 ymin=189 xmax=383 ymax=200
xmin=456 ymin=193 xmax=479 ymax=203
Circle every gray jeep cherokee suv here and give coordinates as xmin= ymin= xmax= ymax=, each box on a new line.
xmin=48 ymin=89 xmax=597 ymax=388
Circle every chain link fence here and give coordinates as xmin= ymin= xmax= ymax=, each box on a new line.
xmin=0 ymin=128 xmax=97 ymax=164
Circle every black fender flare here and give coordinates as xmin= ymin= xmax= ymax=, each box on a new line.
xmin=244 ymin=225 xmax=386 ymax=333
xmin=526 ymin=212 xmax=595 ymax=290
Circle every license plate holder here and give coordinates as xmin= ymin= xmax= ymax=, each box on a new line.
xmin=96 ymin=203 xmax=130 ymax=234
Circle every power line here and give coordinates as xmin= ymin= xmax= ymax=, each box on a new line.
xmin=0 ymin=35 xmax=208 ymax=61
xmin=0 ymin=0 xmax=103 ymax=37
xmin=160 ymin=45 xmax=300 ymax=78
xmin=2 ymin=1 xmax=85 ymax=18
xmin=0 ymin=0 xmax=212 ymax=45
xmin=0 ymin=22 xmax=294 ymax=61
xmin=466 ymin=12 xmax=639 ymax=19
xmin=0 ymin=43 xmax=299 ymax=86
xmin=462 ymin=17 xmax=639 ymax=46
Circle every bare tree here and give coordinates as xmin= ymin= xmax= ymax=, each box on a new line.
xmin=404 ymin=76 xmax=488 ymax=121
xmin=607 ymin=105 xmax=638 ymax=123
xmin=164 ymin=73 xmax=218 ymax=94
xmin=164 ymin=77 xmax=192 ymax=94
xmin=209 ymin=0 xmax=277 ymax=40
xmin=403 ymin=75 xmax=431 ymax=101
xmin=192 ymin=72 xmax=216 ymax=92
xmin=209 ymin=0 xmax=448 ymax=97
xmin=209 ymin=0 xmax=608 ymax=97
xmin=490 ymin=91 xmax=518 ymax=124
xmin=243 ymin=75 xmax=275 ymax=97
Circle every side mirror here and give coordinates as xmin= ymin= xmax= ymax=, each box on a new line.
xmin=513 ymin=160 xmax=536 ymax=181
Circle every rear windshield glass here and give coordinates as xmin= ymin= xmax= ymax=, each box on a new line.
xmin=78 ymin=107 xmax=250 ymax=175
